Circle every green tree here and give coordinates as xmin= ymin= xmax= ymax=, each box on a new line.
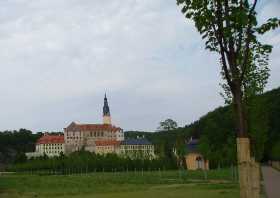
xmin=174 ymin=136 xmax=186 ymax=168
xmin=248 ymin=96 xmax=268 ymax=162
xmin=270 ymin=141 xmax=280 ymax=161
xmin=154 ymin=141 xmax=166 ymax=158
xmin=158 ymin=119 xmax=178 ymax=131
xmin=14 ymin=152 xmax=27 ymax=163
xmin=198 ymin=107 xmax=236 ymax=168
xmin=176 ymin=1 xmax=279 ymax=197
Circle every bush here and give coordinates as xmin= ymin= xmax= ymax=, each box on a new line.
xmin=270 ymin=141 xmax=280 ymax=161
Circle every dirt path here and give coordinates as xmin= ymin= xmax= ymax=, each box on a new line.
xmin=262 ymin=166 xmax=280 ymax=198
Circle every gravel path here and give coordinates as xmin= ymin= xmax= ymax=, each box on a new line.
xmin=262 ymin=166 xmax=280 ymax=198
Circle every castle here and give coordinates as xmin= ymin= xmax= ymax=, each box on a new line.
xmin=64 ymin=94 xmax=124 ymax=154
xmin=26 ymin=94 xmax=155 ymax=159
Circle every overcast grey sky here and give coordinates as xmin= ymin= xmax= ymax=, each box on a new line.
xmin=0 ymin=0 xmax=279 ymax=132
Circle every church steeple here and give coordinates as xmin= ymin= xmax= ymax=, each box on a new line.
xmin=103 ymin=93 xmax=111 ymax=124
xmin=103 ymin=93 xmax=110 ymax=116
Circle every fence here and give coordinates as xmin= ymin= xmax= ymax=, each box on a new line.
xmin=13 ymin=167 xmax=239 ymax=183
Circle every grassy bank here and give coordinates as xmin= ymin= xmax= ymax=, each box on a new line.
xmin=0 ymin=170 xmax=239 ymax=198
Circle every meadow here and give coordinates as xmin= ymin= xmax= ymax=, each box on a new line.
xmin=0 ymin=169 xmax=240 ymax=198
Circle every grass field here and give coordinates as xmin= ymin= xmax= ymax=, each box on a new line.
xmin=0 ymin=169 xmax=239 ymax=198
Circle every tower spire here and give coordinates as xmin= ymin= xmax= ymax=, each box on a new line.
xmin=103 ymin=93 xmax=111 ymax=124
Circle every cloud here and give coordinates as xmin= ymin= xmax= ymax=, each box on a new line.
xmin=0 ymin=0 xmax=279 ymax=132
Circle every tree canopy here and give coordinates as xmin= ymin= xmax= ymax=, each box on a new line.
xmin=177 ymin=0 xmax=279 ymax=139
xmin=158 ymin=119 xmax=178 ymax=131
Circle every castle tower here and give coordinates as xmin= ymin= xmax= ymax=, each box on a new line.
xmin=103 ymin=93 xmax=111 ymax=125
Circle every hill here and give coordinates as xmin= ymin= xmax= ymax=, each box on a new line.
xmin=125 ymin=87 xmax=280 ymax=166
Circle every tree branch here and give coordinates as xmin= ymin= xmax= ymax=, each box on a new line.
xmin=236 ymin=1 xmax=244 ymax=55
xmin=224 ymin=0 xmax=236 ymax=69
xmin=211 ymin=1 xmax=233 ymax=90
xmin=250 ymin=0 xmax=258 ymax=15
xmin=215 ymin=0 xmax=237 ymax=89
xmin=240 ymin=0 xmax=257 ymax=82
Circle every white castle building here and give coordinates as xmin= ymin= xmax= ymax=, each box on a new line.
xmin=26 ymin=133 xmax=65 ymax=158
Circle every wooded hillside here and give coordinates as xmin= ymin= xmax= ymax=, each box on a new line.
xmin=126 ymin=87 xmax=280 ymax=167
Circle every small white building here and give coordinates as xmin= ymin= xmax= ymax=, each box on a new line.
xmin=94 ymin=140 xmax=121 ymax=155
xmin=26 ymin=133 xmax=65 ymax=158
xmin=120 ymin=138 xmax=155 ymax=159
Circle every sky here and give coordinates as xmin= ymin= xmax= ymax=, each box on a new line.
xmin=0 ymin=0 xmax=279 ymax=132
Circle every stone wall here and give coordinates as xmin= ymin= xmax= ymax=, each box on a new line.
xmin=271 ymin=161 xmax=280 ymax=171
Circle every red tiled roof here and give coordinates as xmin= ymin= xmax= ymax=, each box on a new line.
xmin=95 ymin=140 xmax=121 ymax=146
xmin=37 ymin=134 xmax=64 ymax=144
xmin=66 ymin=122 xmax=122 ymax=132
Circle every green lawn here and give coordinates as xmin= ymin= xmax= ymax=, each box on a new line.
xmin=0 ymin=170 xmax=239 ymax=198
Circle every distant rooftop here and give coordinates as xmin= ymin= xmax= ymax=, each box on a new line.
xmin=121 ymin=138 xmax=152 ymax=145
xmin=65 ymin=122 xmax=122 ymax=132
xmin=95 ymin=140 xmax=120 ymax=146
xmin=37 ymin=134 xmax=64 ymax=144
xmin=186 ymin=138 xmax=199 ymax=153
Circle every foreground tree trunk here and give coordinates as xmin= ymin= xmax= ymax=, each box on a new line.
xmin=237 ymin=138 xmax=250 ymax=198
xmin=234 ymin=88 xmax=260 ymax=198
xmin=237 ymin=138 xmax=260 ymax=198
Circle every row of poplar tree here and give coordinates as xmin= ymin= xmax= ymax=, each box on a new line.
xmin=8 ymin=150 xmax=179 ymax=173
